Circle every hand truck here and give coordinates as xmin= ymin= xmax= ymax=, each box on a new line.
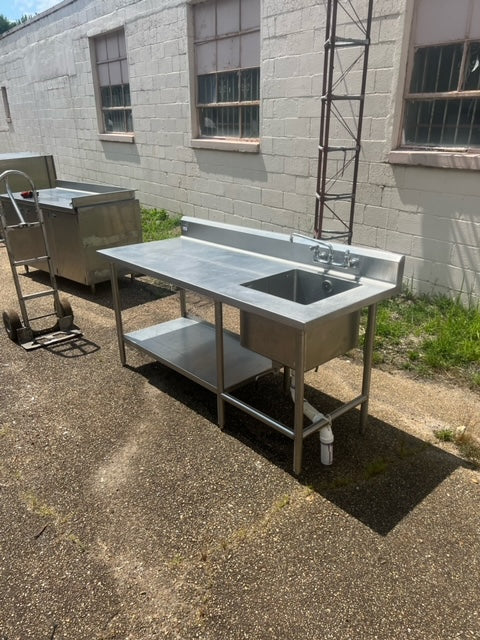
xmin=0 ymin=169 xmax=82 ymax=350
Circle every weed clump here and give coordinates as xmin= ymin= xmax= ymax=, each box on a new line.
xmin=141 ymin=207 xmax=181 ymax=242
xmin=359 ymin=292 xmax=480 ymax=389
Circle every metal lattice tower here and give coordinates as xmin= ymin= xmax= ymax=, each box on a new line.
xmin=314 ymin=0 xmax=374 ymax=243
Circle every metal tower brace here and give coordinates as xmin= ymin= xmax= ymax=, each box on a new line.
xmin=314 ymin=0 xmax=374 ymax=243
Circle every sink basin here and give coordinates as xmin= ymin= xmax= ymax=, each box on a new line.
xmin=240 ymin=270 xmax=361 ymax=370
xmin=241 ymin=269 xmax=359 ymax=305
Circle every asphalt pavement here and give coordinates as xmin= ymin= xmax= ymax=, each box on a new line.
xmin=1 ymin=246 xmax=479 ymax=640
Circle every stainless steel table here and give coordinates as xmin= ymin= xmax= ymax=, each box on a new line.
xmin=100 ymin=216 xmax=404 ymax=474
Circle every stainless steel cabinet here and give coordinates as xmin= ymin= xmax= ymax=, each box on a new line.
xmin=0 ymin=180 xmax=142 ymax=289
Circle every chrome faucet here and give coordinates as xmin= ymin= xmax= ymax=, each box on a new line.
xmin=343 ymin=249 xmax=360 ymax=269
xmin=290 ymin=232 xmax=334 ymax=264
xmin=289 ymin=232 xmax=360 ymax=270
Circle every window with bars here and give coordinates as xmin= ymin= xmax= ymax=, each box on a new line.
xmin=194 ymin=0 xmax=260 ymax=140
xmin=92 ymin=29 xmax=133 ymax=134
xmin=403 ymin=0 xmax=480 ymax=150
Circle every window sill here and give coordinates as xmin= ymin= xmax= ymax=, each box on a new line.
xmin=98 ymin=133 xmax=135 ymax=143
xmin=389 ymin=149 xmax=480 ymax=171
xmin=191 ymin=138 xmax=260 ymax=153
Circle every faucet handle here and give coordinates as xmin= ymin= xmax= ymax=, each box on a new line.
xmin=310 ymin=245 xmax=330 ymax=262
xmin=343 ymin=249 xmax=360 ymax=269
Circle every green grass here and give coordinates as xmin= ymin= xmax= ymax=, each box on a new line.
xmin=360 ymin=291 xmax=480 ymax=389
xmin=141 ymin=207 xmax=181 ymax=242
xmin=433 ymin=428 xmax=455 ymax=442
xmin=433 ymin=428 xmax=480 ymax=466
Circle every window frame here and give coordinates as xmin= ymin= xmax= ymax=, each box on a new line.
xmin=403 ymin=40 xmax=480 ymax=151
xmin=90 ymin=28 xmax=135 ymax=143
xmin=390 ymin=0 xmax=480 ymax=169
xmin=1 ymin=86 xmax=12 ymax=124
xmin=190 ymin=0 xmax=261 ymax=152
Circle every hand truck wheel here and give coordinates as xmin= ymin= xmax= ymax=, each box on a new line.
xmin=3 ymin=309 xmax=22 ymax=343
xmin=55 ymin=297 xmax=74 ymax=331
xmin=58 ymin=297 xmax=73 ymax=319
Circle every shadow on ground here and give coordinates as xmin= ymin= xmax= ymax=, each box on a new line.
xmin=16 ymin=267 xmax=175 ymax=310
xmin=133 ymin=361 xmax=469 ymax=537
xmin=44 ymin=335 xmax=101 ymax=358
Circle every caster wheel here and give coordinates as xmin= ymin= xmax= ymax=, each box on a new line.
xmin=58 ymin=297 xmax=73 ymax=319
xmin=3 ymin=309 xmax=22 ymax=343
xmin=56 ymin=298 xmax=74 ymax=331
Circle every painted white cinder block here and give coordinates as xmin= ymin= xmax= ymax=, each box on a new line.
xmin=0 ymin=0 xmax=478 ymax=302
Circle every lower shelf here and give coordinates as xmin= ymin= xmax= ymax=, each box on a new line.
xmin=124 ymin=316 xmax=273 ymax=392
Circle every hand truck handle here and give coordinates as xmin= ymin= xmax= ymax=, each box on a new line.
xmin=0 ymin=169 xmax=39 ymax=226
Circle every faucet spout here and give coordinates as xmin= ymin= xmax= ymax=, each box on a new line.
xmin=290 ymin=232 xmax=333 ymax=264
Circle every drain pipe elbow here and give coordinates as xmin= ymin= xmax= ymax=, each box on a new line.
xmin=290 ymin=373 xmax=334 ymax=466
xmin=319 ymin=423 xmax=334 ymax=466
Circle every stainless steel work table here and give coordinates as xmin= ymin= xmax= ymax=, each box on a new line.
xmin=100 ymin=217 xmax=405 ymax=474
xmin=0 ymin=179 xmax=142 ymax=289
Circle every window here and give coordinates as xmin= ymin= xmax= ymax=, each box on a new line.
xmin=92 ymin=29 xmax=133 ymax=134
xmin=1 ymin=86 xmax=11 ymax=123
xmin=402 ymin=0 xmax=480 ymax=150
xmin=193 ymin=0 xmax=260 ymax=140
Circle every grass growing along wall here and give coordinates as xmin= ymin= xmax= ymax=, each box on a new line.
xmin=362 ymin=291 xmax=480 ymax=389
xmin=141 ymin=207 xmax=181 ymax=243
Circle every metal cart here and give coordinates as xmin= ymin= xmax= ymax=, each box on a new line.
xmin=0 ymin=169 xmax=81 ymax=350
xmin=0 ymin=153 xmax=142 ymax=291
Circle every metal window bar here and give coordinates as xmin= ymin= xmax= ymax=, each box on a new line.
xmin=405 ymin=39 xmax=480 ymax=148
xmin=440 ymin=99 xmax=450 ymax=144
xmin=314 ymin=0 xmax=374 ymax=242
xmin=197 ymin=68 xmax=259 ymax=139
xmin=467 ymin=99 xmax=478 ymax=146
xmin=454 ymin=99 xmax=463 ymax=146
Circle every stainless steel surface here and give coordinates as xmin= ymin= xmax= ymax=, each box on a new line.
xmin=215 ymin=301 xmax=226 ymax=426
xmin=110 ymin=263 xmax=126 ymax=366
xmin=100 ymin=216 xmax=404 ymax=329
xmin=0 ymin=179 xmax=142 ymax=288
xmin=10 ymin=181 xmax=137 ymax=212
xmin=124 ymin=316 xmax=272 ymax=392
xmin=293 ymin=331 xmax=306 ymax=475
xmin=0 ymin=153 xmax=56 ymax=191
xmin=100 ymin=216 xmax=405 ymax=474
xmin=242 ymin=269 xmax=360 ymax=304
xmin=240 ymin=308 xmax=360 ymax=370
xmin=220 ymin=392 xmax=295 ymax=439
xmin=360 ymin=303 xmax=378 ymax=432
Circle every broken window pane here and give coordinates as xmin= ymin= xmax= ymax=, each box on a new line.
xmin=200 ymin=106 xmax=239 ymax=137
xmin=405 ymin=37 xmax=480 ymax=148
xmin=410 ymin=44 xmax=462 ymax=93
xmin=465 ymin=42 xmax=480 ymax=91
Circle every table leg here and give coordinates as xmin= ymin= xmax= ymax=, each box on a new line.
xmin=360 ymin=303 xmax=377 ymax=433
xmin=293 ymin=332 xmax=306 ymax=475
xmin=214 ymin=300 xmax=225 ymax=428
xmin=110 ymin=262 xmax=126 ymax=366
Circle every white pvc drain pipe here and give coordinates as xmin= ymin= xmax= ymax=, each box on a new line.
xmin=290 ymin=373 xmax=334 ymax=465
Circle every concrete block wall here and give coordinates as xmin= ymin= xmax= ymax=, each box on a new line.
xmin=0 ymin=0 xmax=479 ymax=303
